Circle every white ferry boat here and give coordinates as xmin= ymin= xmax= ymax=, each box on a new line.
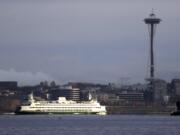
xmin=15 ymin=93 xmax=107 ymax=115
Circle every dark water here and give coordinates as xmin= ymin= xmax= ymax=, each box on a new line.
xmin=0 ymin=115 xmax=180 ymax=135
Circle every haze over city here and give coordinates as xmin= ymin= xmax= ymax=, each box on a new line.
xmin=0 ymin=0 xmax=180 ymax=85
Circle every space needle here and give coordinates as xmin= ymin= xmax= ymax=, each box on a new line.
xmin=144 ymin=11 xmax=161 ymax=99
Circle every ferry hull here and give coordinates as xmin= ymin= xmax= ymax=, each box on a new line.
xmin=15 ymin=111 xmax=103 ymax=115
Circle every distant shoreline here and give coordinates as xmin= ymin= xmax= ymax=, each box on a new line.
xmin=0 ymin=106 xmax=175 ymax=116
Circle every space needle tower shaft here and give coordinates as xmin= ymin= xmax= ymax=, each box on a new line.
xmin=144 ymin=12 xmax=161 ymax=81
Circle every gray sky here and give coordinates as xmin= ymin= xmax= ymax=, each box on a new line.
xmin=0 ymin=0 xmax=180 ymax=85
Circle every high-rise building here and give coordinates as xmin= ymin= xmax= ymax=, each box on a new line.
xmin=154 ymin=79 xmax=167 ymax=102
xmin=171 ymin=79 xmax=180 ymax=96
xmin=50 ymin=85 xmax=80 ymax=101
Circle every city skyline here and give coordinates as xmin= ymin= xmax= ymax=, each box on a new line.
xmin=0 ymin=0 xmax=180 ymax=85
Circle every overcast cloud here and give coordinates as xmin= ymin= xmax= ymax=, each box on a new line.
xmin=0 ymin=0 xmax=180 ymax=85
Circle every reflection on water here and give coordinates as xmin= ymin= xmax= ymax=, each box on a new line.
xmin=0 ymin=115 xmax=180 ymax=135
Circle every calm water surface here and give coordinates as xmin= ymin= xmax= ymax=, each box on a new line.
xmin=0 ymin=115 xmax=180 ymax=135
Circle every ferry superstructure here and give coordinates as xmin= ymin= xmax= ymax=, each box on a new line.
xmin=15 ymin=93 xmax=107 ymax=115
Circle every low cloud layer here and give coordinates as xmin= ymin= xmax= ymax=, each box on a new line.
xmin=0 ymin=68 xmax=55 ymax=86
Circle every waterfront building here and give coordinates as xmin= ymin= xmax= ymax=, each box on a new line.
xmin=117 ymin=92 xmax=144 ymax=102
